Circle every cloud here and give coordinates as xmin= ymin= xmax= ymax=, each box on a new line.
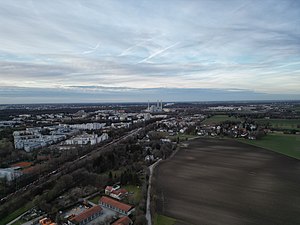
xmin=0 ymin=0 xmax=299 ymax=103
xmin=1 ymin=86 xmax=299 ymax=104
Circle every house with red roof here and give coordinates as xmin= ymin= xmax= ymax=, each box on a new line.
xmin=110 ymin=188 xmax=128 ymax=200
xmin=112 ymin=216 xmax=133 ymax=225
xmin=69 ymin=205 xmax=103 ymax=225
xmin=105 ymin=184 xmax=120 ymax=194
xmin=105 ymin=185 xmax=115 ymax=195
xmin=99 ymin=196 xmax=135 ymax=216
xmin=105 ymin=185 xmax=128 ymax=200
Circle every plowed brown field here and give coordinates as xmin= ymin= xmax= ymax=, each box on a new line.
xmin=154 ymin=138 xmax=300 ymax=225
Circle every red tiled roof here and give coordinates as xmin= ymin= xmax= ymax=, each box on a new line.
xmin=71 ymin=205 xmax=102 ymax=223
xmin=111 ymin=190 xmax=119 ymax=195
xmin=111 ymin=188 xmax=128 ymax=196
xmin=11 ymin=161 xmax=33 ymax=168
xmin=119 ymin=189 xmax=128 ymax=194
xmin=99 ymin=196 xmax=133 ymax=212
xmin=112 ymin=216 xmax=132 ymax=225
xmin=105 ymin=186 xmax=113 ymax=191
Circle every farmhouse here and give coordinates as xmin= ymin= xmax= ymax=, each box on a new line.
xmin=69 ymin=205 xmax=103 ymax=225
xmin=99 ymin=196 xmax=135 ymax=215
xmin=105 ymin=185 xmax=128 ymax=200
xmin=112 ymin=216 xmax=133 ymax=225
xmin=105 ymin=185 xmax=120 ymax=194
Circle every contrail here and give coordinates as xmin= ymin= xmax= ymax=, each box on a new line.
xmin=138 ymin=42 xmax=180 ymax=63
xmin=118 ymin=38 xmax=154 ymax=56
xmin=82 ymin=42 xmax=101 ymax=54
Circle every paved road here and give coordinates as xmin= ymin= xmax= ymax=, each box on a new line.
xmin=146 ymin=159 xmax=162 ymax=225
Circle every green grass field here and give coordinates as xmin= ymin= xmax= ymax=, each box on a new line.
xmin=154 ymin=214 xmax=177 ymax=225
xmin=123 ymin=185 xmax=142 ymax=203
xmin=255 ymin=119 xmax=300 ymax=130
xmin=239 ymin=133 xmax=300 ymax=159
xmin=202 ymin=115 xmax=241 ymax=125
xmin=88 ymin=195 xmax=101 ymax=204
xmin=0 ymin=202 xmax=33 ymax=225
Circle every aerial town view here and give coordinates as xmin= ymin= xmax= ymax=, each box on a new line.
xmin=0 ymin=1 xmax=299 ymax=225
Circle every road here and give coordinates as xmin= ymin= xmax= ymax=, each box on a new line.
xmin=146 ymin=159 xmax=162 ymax=225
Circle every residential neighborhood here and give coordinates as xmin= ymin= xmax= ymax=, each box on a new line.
xmin=0 ymin=101 xmax=299 ymax=225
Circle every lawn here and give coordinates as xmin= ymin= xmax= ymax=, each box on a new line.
xmin=123 ymin=185 xmax=142 ymax=203
xmin=88 ymin=195 xmax=101 ymax=204
xmin=202 ymin=115 xmax=241 ymax=125
xmin=255 ymin=119 xmax=300 ymax=130
xmin=154 ymin=214 xmax=177 ymax=225
xmin=0 ymin=202 xmax=33 ymax=225
xmin=238 ymin=133 xmax=300 ymax=159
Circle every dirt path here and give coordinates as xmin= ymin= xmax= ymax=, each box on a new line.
xmin=146 ymin=159 xmax=162 ymax=225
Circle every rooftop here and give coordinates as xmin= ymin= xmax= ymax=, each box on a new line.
xmin=99 ymin=196 xmax=133 ymax=212
xmin=112 ymin=216 xmax=132 ymax=225
xmin=70 ymin=205 xmax=102 ymax=223
xmin=11 ymin=161 xmax=33 ymax=168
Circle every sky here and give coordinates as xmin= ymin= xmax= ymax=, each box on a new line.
xmin=0 ymin=0 xmax=300 ymax=103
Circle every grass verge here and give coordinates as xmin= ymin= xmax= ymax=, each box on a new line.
xmin=154 ymin=214 xmax=177 ymax=225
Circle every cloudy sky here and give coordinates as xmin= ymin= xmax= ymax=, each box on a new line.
xmin=0 ymin=0 xmax=300 ymax=103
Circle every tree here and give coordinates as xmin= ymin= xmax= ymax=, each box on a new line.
xmin=108 ymin=171 xmax=113 ymax=180
xmin=107 ymin=171 xmax=113 ymax=185
xmin=135 ymin=214 xmax=147 ymax=225
xmin=133 ymin=173 xmax=140 ymax=185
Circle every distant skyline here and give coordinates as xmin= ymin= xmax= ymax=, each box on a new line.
xmin=0 ymin=0 xmax=300 ymax=103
